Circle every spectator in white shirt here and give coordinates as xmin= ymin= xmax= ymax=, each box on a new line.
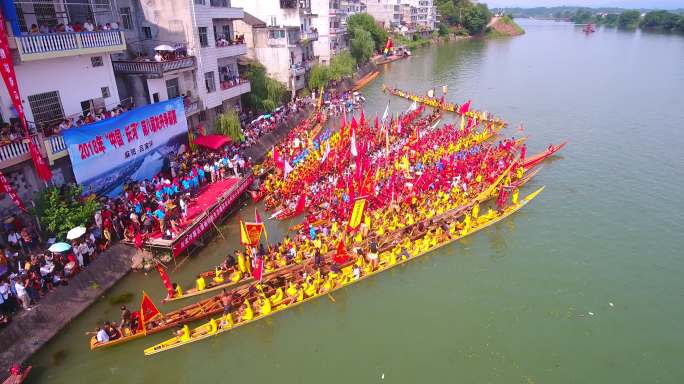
xmin=83 ymin=20 xmax=95 ymax=32
xmin=13 ymin=279 xmax=31 ymax=310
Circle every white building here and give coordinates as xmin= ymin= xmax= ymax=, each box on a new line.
xmin=363 ymin=0 xmax=401 ymax=29
xmin=311 ymin=0 xmax=346 ymax=64
xmin=0 ymin=0 xmax=126 ymax=194
xmin=111 ymin=0 xmax=250 ymax=133
xmin=405 ymin=0 xmax=436 ymax=32
xmin=232 ymin=0 xmax=317 ymax=93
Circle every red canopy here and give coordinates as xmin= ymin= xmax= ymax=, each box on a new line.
xmin=195 ymin=134 xmax=231 ymax=150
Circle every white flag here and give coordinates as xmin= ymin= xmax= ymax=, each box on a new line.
xmin=284 ymin=160 xmax=294 ymax=178
xmin=407 ymin=100 xmax=417 ymax=112
xmin=381 ymin=101 xmax=390 ymax=122
xmin=350 ymin=128 xmax=358 ymax=157
xmin=320 ymin=141 xmax=330 ymax=163
xmin=427 ymin=89 xmax=434 ymax=98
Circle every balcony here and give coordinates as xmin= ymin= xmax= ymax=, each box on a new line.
xmin=0 ymin=134 xmax=45 ymax=170
xmin=112 ymin=57 xmax=196 ymax=77
xmin=212 ymin=43 xmax=247 ymax=57
xmin=194 ymin=0 xmax=244 ymax=19
xmin=13 ymin=31 xmax=126 ymax=62
xmin=267 ymin=37 xmax=288 ymax=47
xmin=330 ymin=27 xmax=346 ymax=35
xmin=219 ymin=79 xmax=251 ymax=100
xmin=300 ymin=31 xmax=319 ymax=42
xmin=184 ymin=97 xmax=203 ymax=116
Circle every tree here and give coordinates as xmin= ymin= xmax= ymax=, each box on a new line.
xmin=347 ymin=13 xmax=388 ymax=51
xmin=640 ymin=10 xmax=679 ymax=30
xmin=329 ymin=52 xmax=356 ymax=81
xmin=350 ymin=28 xmax=375 ymax=64
xmin=240 ymin=62 xmax=287 ymax=113
xmin=678 ymin=15 xmax=684 ymax=32
xmin=571 ymin=8 xmax=593 ymax=24
xmin=31 ymin=185 xmax=100 ymax=240
xmin=438 ymin=23 xmax=449 ymax=36
xmin=308 ymin=64 xmax=330 ymax=91
xmin=617 ymin=10 xmax=640 ymax=29
xmin=462 ymin=3 xmax=491 ymax=35
xmin=215 ymin=109 xmax=243 ymax=142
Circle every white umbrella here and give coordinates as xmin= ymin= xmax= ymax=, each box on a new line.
xmin=154 ymin=44 xmax=175 ymax=51
xmin=66 ymin=226 xmax=87 ymax=240
xmin=48 ymin=242 xmax=72 ymax=253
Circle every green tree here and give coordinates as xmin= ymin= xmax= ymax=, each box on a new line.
xmin=308 ymin=64 xmax=330 ymax=90
xmin=617 ymin=10 xmax=640 ymax=29
xmin=347 ymin=13 xmax=387 ymax=51
xmin=438 ymin=23 xmax=449 ymax=36
xmin=350 ymin=28 xmax=375 ymax=64
xmin=31 ymin=185 xmax=100 ymax=240
xmin=640 ymin=10 xmax=679 ymax=30
xmin=240 ymin=62 xmax=287 ymax=113
xmin=571 ymin=8 xmax=593 ymax=24
xmin=677 ymin=15 xmax=684 ymax=32
xmin=329 ymin=52 xmax=356 ymax=81
xmin=462 ymin=3 xmax=491 ymax=35
xmin=603 ymin=14 xmax=619 ymax=27
xmin=215 ymin=109 xmax=244 ymax=142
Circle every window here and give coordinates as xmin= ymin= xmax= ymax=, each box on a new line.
xmin=194 ymin=0 xmax=206 ymax=4
xmin=269 ymin=30 xmax=285 ymax=39
xmin=35 ymin=3 xmax=58 ymax=28
xmin=101 ymin=87 xmax=110 ymax=98
xmin=166 ymin=78 xmax=180 ymax=99
xmin=222 ymin=25 xmax=232 ymax=39
xmin=199 ymin=110 xmax=207 ymax=122
xmin=198 ymin=27 xmax=209 ymax=47
xmin=270 ymin=16 xmax=277 ymax=27
xmin=120 ymin=7 xmax=133 ymax=30
xmin=153 ymin=93 xmax=160 ymax=103
xmin=204 ymin=71 xmax=216 ymax=93
xmin=91 ymin=56 xmax=104 ymax=67
xmin=142 ymin=26 xmax=152 ymax=39
xmin=27 ymin=91 xmax=64 ymax=125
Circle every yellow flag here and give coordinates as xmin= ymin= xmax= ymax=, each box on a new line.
xmin=346 ymin=197 xmax=367 ymax=231
xmin=239 ymin=220 xmax=250 ymax=245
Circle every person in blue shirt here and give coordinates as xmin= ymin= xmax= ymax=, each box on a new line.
xmin=182 ymin=178 xmax=191 ymax=192
xmin=198 ymin=167 xmax=206 ymax=184
xmin=309 ymin=226 xmax=316 ymax=240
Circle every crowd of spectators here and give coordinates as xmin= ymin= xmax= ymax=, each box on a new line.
xmin=26 ymin=19 xmax=120 ymax=35
xmin=237 ymin=98 xmax=309 ymax=149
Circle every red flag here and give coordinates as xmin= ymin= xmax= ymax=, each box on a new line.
xmin=0 ymin=171 xmax=27 ymax=212
xmin=254 ymin=208 xmax=262 ymax=224
xmin=140 ymin=291 xmax=160 ymax=334
xmin=156 ymin=264 xmax=174 ymax=298
xmin=340 ymin=109 xmax=347 ymax=135
xmin=333 ymin=238 xmax=349 ymax=264
xmin=351 ymin=116 xmax=358 ymax=132
xmin=360 ymin=109 xmax=365 ymax=126
xmin=252 ymin=256 xmax=264 ymax=281
xmin=244 ymin=222 xmax=264 ymax=246
xmin=374 ymin=115 xmax=379 ymax=130
xmin=273 ymin=146 xmax=284 ymax=170
xmin=293 ymin=193 xmax=307 ymax=215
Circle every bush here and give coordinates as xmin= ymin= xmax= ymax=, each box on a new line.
xmin=215 ymin=109 xmax=244 ymax=142
xmin=438 ymin=23 xmax=449 ymax=36
xmin=31 ymin=185 xmax=100 ymax=240
xmin=329 ymin=52 xmax=356 ymax=81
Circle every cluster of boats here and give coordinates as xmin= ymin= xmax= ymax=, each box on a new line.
xmin=89 ymin=85 xmax=566 ymax=356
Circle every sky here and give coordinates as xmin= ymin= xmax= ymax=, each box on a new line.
xmin=486 ymin=0 xmax=684 ymax=9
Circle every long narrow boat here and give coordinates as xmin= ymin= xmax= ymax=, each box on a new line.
xmin=143 ymin=187 xmax=544 ymax=356
xmin=90 ymin=293 xmax=223 ymax=349
xmin=523 ymin=141 xmax=567 ymax=169
xmin=2 ymin=366 xmax=31 ymax=384
xmin=352 ymin=71 xmax=380 ymax=91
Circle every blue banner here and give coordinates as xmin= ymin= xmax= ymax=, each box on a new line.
xmin=63 ymin=98 xmax=189 ymax=196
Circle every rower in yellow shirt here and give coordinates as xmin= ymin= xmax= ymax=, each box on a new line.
xmin=195 ymin=274 xmax=206 ymax=291
xmin=241 ymin=299 xmax=253 ymax=321
xmin=472 ymin=201 xmax=480 ymax=219
xmin=213 ymin=267 xmax=224 ymax=284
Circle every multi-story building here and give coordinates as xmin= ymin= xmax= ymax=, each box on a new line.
xmin=0 ymin=0 xmax=126 ymax=199
xmin=311 ymin=0 xmax=346 ymax=64
xmin=341 ymin=0 xmax=365 ymax=17
xmin=364 ymin=0 xmax=401 ymax=29
xmin=232 ymin=0 xmax=317 ymax=93
xmin=406 ymin=0 xmax=436 ymax=32
xmin=111 ymin=0 xmax=250 ymax=133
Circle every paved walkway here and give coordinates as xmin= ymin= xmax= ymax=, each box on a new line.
xmin=0 ymin=243 xmax=135 ymax=376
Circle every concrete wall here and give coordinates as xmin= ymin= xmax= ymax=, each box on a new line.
xmin=0 ymin=54 xmax=121 ymax=125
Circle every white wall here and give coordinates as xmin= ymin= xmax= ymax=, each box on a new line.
xmin=3 ymin=54 xmax=121 ymax=123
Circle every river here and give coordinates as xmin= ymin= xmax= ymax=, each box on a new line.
xmin=26 ymin=19 xmax=684 ymax=383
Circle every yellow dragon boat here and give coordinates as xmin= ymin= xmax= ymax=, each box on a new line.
xmin=143 ymin=186 xmax=544 ymax=356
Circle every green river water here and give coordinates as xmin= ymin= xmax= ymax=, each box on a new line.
xmin=27 ymin=20 xmax=684 ymax=383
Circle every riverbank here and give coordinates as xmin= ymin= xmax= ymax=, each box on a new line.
xmin=0 ymin=243 xmax=135 ymax=378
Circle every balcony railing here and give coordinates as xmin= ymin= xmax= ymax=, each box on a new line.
xmin=112 ymin=57 xmax=196 ymax=77
xmin=290 ymin=64 xmax=306 ymax=76
xmin=209 ymin=0 xmax=230 ymax=6
xmin=43 ymin=135 xmax=68 ymax=165
xmin=212 ymin=43 xmax=247 ymax=57
xmin=0 ymin=134 xmax=44 ymax=170
xmin=300 ymin=31 xmax=319 ymax=42
xmin=219 ymin=79 xmax=251 ymax=100
xmin=329 ymin=27 xmax=346 ymax=35
xmin=14 ymin=30 xmax=126 ymax=61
